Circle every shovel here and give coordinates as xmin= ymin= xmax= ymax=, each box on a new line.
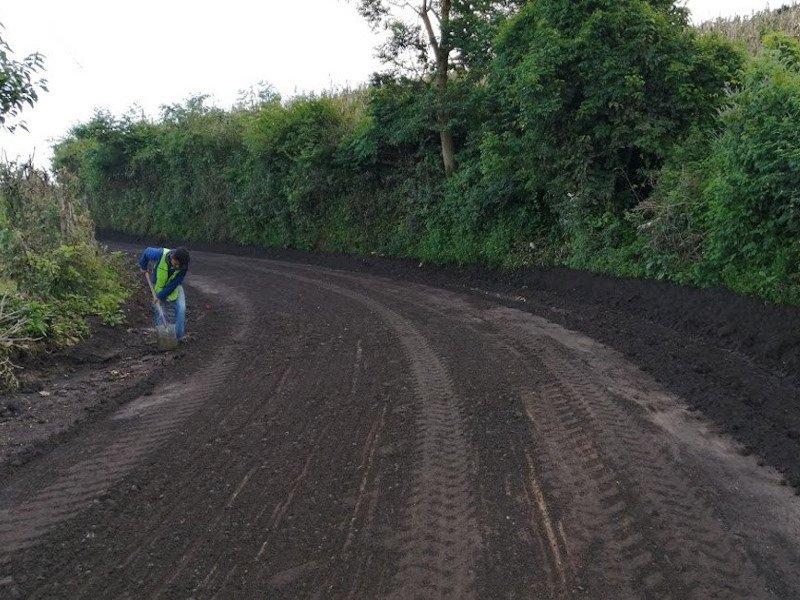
xmin=144 ymin=272 xmax=178 ymax=351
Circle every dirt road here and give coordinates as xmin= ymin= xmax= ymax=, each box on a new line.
xmin=1 ymin=246 xmax=799 ymax=598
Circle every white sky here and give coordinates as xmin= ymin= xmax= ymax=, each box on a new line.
xmin=0 ymin=0 xmax=790 ymax=168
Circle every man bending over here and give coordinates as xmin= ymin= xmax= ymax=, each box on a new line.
xmin=138 ymin=246 xmax=190 ymax=341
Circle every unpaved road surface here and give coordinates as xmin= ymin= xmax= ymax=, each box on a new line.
xmin=1 ymin=245 xmax=799 ymax=599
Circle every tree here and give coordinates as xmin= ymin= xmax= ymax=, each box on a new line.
xmin=0 ymin=24 xmax=46 ymax=132
xmin=489 ymin=0 xmax=742 ymax=217
xmin=354 ymin=0 xmax=522 ymax=176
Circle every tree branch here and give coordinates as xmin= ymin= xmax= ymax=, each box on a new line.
xmin=419 ymin=0 xmax=441 ymax=58
xmin=386 ymin=0 xmax=416 ymax=14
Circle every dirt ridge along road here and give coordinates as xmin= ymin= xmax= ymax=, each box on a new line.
xmin=1 ymin=251 xmax=799 ymax=598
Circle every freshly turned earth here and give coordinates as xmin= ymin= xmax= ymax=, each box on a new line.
xmin=0 ymin=234 xmax=798 ymax=599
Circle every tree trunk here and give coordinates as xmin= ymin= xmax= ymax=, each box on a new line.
xmin=421 ymin=0 xmax=456 ymax=176
xmin=439 ymin=116 xmax=456 ymax=176
xmin=435 ymin=38 xmax=456 ymax=176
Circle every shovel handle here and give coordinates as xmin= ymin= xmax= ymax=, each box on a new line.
xmin=143 ymin=271 xmax=169 ymax=326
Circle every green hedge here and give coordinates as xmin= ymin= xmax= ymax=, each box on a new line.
xmin=51 ymin=3 xmax=800 ymax=305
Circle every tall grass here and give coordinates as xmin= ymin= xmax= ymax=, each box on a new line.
xmin=698 ymin=3 xmax=800 ymax=54
xmin=0 ymin=161 xmax=129 ymax=389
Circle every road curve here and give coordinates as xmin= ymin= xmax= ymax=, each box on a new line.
xmin=1 ymin=249 xmax=798 ymax=599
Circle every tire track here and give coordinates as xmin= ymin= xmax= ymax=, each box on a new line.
xmin=0 ymin=276 xmax=250 ymax=562
xmin=269 ymin=267 xmax=599 ymax=596
xmin=410 ymin=285 xmax=767 ymax=596
xmin=38 ymin=277 xmax=303 ymax=598
xmin=145 ymin=359 xmax=305 ymax=600
xmin=9 ymin=273 xmax=265 ymax=600
xmin=543 ymin=352 xmax=759 ymax=598
xmin=250 ymin=265 xmax=481 ymax=600
xmin=89 ymin=342 xmax=321 ymax=599
xmin=21 ymin=270 xmax=389 ymax=600
xmin=89 ymin=364 xmax=292 ymax=598
xmin=9 ymin=252 xmax=795 ymax=598
xmin=118 ymin=332 xmax=332 ymax=599
xmin=312 ymin=275 xmax=774 ymax=598
xmin=492 ymin=317 xmax=767 ymax=598
xmin=520 ymin=375 xmax=669 ymax=597
xmin=247 ymin=261 xmax=636 ymax=598
xmin=147 ymin=280 xmax=364 ymax=599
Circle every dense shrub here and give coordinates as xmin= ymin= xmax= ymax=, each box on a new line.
xmin=700 ymin=33 xmax=800 ymax=301
xmin=51 ymin=2 xmax=800 ymax=306
xmin=633 ymin=32 xmax=800 ymax=302
xmin=486 ymin=0 xmax=743 ymax=272
xmin=0 ymin=164 xmax=128 ymax=388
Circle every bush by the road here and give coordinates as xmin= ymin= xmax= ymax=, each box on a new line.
xmin=0 ymin=163 xmax=128 ymax=389
xmin=52 ymin=1 xmax=800 ymax=305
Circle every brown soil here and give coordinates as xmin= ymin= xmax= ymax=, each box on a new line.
xmin=0 ymin=235 xmax=798 ymax=599
xmin=1 ymin=257 xmax=149 ymax=471
xmin=0 ymin=251 xmax=217 ymax=481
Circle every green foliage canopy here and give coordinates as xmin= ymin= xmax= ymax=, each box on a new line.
xmin=700 ymin=32 xmax=800 ymax=301
xmin=52 ymin=2 xmax=800 ymax=305
xmin=490 ymin=0 xmax=743 ymax=214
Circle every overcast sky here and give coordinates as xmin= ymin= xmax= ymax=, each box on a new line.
xmin=0 ymin=0 xmax=789 ymax=168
